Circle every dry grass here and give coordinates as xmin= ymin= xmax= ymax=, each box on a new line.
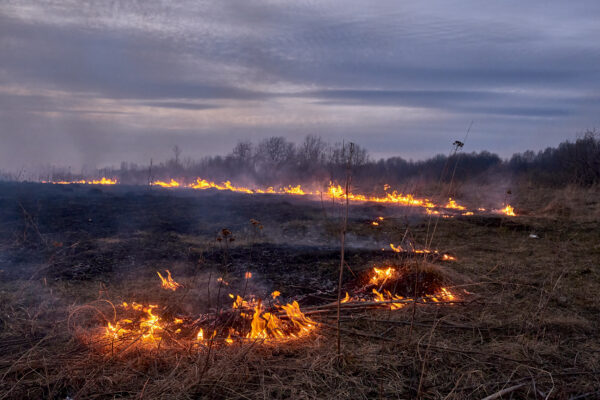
xmin=1 ymin=186 xmax=600 ymax=399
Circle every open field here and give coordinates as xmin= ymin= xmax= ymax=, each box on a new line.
xmin=1 ymin=182 xmax=599 ymax=399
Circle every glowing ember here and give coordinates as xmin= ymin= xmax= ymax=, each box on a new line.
xmin=156 ymin=270 xmax=182 ymax=291
xmin=217 ymin=277 xmax=229 ymax=286
xmin=389 ymin=244 xmax=456 ymax=261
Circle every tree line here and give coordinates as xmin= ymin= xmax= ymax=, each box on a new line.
xmin=6 ymin=131 xmax=599 ymax=189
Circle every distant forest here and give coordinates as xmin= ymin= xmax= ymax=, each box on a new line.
xmin=5 ymin=131 xmax=600 ymax=189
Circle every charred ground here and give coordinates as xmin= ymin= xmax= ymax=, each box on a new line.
xmin=0 ymin=182 xmax=599 ymax=399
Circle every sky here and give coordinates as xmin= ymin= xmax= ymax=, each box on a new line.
xmin=1 ymin=0 xmax=599 ymax=171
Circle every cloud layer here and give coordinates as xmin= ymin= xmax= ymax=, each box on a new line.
xmin=1 ymin=0 xmax=599 ymax=170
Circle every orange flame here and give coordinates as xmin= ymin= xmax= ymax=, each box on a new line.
xmin=390 ymin=244 xmax=456 ymax=261
xmin=370 ymin=266 xmax=396 ymax=285
xmin=105 ymin=303 xmax=164 ymax=343
xmin=156 ymin=270 xmax=182 ymax=291
xmin=341 ymin=292 xmax=351 ymax=303
xmin=41 ymin=177 xmax=513 ymax=215
xmin=153 ymin=179 xmax=180 ymax=187
xmin=445 ymin=198 xmax=466 ymax=210
xmin=101 ymin=263 xmax=462 ymax=351
xmin=499 ymin=205 xmax=516 ymax=216
xmin=364 ymin=266 xmax=458 ymax=309
xmin=42 ymin=177 xmax=117 ymax=185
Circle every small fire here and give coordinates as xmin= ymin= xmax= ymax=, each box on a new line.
xmin=104 ymin=292 xmax=318 ymax=350
xmin=437 ymin=287 xmax=456 ymax=301
xmin=371 ymin=216 xmax=384 ymax=226
xmin=372 ymin=288 xmax=405 ymax=310
xmin=156 ymin=270 xmax=182 ymax=291
xmin=282 ymin=185 xmax=306 ymax=195
xmin=279 ymin=301 xmax=316 ymax=337
xmin=245 ymin=272 xmax=252 ymax=279
xmin=390 ymin=243 xmax=403 ymax=253
xmin=105 ymin=302 xmax=164 ymax=343
xmin=42 ymin=177 xmax=117 ymax=185
xmin=499 ymin=205 xmax=516 ymax=216
xmin=362 ymin=266 xmax=458 ymax=309
xmin=389 ymin=244 xmax=456 ymax=261
xmin=445 ymin=198 xmax=466 ymax=210
xmin=154 ymin=179 xmax=180 ymax=188
xmin=244 ymin=299 xmax=316 ymax=341
xmin=370 ymin=267 xmax=396 ymax=285
xmin=441 ymin=254 xmax=457 ymax=261
xmin=196 ymin=329 xmax=216 ymax=345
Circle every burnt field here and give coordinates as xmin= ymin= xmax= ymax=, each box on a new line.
xmin=1 ymin=182 xmax=599 ymax=399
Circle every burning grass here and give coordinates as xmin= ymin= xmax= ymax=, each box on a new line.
xmin=70 ymin=261 xmax=459 ymax=358
xmin=1 ymin=183 xmax=599 ymax=399
xmin=38 ymin=176 xmax=519 ymax=217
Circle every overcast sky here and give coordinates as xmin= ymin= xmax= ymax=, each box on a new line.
xmin=1 ymin=0 xmax=599 ymax=171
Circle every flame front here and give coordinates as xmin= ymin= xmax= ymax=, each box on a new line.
xmin=42 ymin=176 xmax=514 ymax=216
xmin=42 ymin=177 xmax=117 ymax=185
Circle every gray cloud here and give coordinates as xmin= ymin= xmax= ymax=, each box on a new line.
xmin=1 ymin=0 xmax=599 ymax=170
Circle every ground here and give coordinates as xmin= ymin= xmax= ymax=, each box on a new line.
xmin=0 ymin=182 xmax=599 ymax=399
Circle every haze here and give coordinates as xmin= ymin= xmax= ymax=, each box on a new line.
xmin=1 ymin=0 xmax=599 ymax=170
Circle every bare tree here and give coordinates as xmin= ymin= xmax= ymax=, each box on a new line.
xmin=173 ymin=145 xmax=182 ymax=167
xmin=299 ymin=135 xmax=327 ymax=165
xmin=231 ymin=141 xmax=253 ymax=162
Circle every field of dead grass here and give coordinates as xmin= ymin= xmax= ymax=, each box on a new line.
xmin=0 ymin=183 xmax=599 ymax=399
